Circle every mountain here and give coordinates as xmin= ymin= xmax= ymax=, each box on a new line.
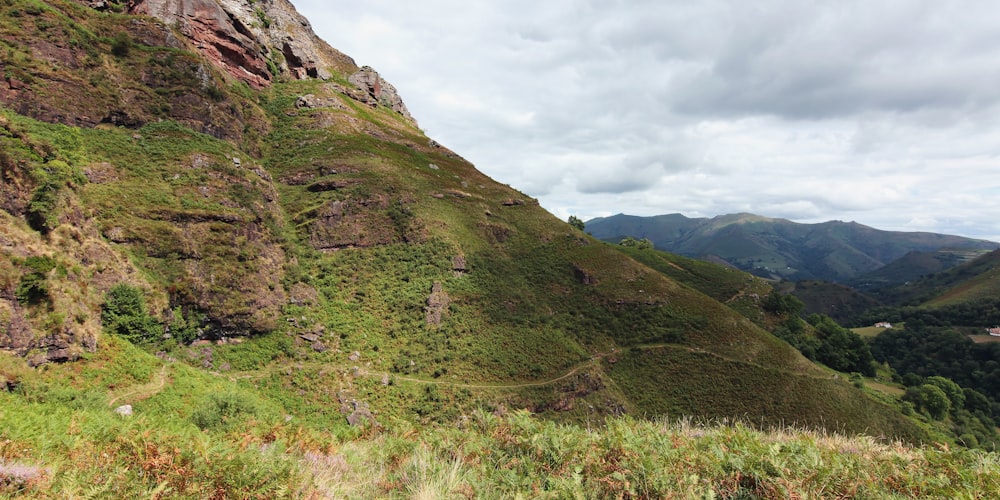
xmin=772 ymin=280 xmax=883 ymax=325
xmin=851 ymin=248 xmax=995 ymax=292
xmin=869 ymin=249 xmax=1000 ymax=310
xmin=586 ymin=213 xmax=999 ymax=283
xmin=1 ymin=0 xmax=989 ymax=495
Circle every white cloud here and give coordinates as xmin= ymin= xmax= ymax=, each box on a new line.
xmin=295 ymin=0 xmax=1000 ymax=241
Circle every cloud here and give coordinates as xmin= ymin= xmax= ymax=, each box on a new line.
xmin=295 ymin=0 xmax=1000 ymax=241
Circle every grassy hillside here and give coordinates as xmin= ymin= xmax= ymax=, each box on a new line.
xmin=852 ymin=248 xmax=993 ymax=292
xmin=774 ymin=280 xmax=882 ymax=325
xmin=612 ymin=245 xmax=773 ymax=327
xmin=870 ymin=250 xmax=1000 ymax=309
xmin=2 ymin=342 xmax=996 ymax=498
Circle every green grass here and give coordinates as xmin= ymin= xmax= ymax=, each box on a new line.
xmin=3 ymin=351 xmax=996 ymax=499
xmin=606 ymin=345 xmax=928 ymax=442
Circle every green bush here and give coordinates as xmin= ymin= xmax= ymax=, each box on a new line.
xmin=110 ymin=32 xmax=132 ymax=57
xmin=102 ymin=284 xmax=162 ymax=344
xmin=190 ymin=391 xmax=274 ymax=430
xmin=14 ymin=256 xmax=56 ymax=305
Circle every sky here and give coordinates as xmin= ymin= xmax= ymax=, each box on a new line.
xmin=294 ymin=1 xmax=1000 ymax=241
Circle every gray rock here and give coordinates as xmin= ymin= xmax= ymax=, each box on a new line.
xmin=348 ymin=66 xmax=415 ymax=123
xmin=114 ymin=405 xmax=133 ymax=417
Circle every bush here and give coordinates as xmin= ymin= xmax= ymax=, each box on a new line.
xmin=110 ymin=32 xmax=132 ymax=57
xmin=14 ymin=256 xmax=56 ymax=305
xmin=191 ymin=391 xmax=274 ymax=430
xmin=102 ymin=284 xmax=162 ymax=344
xmin=619 ymin=236 xmax=653 ymax=250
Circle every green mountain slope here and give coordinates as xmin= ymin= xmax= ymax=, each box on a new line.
xmin=772 ymin=280 xmax=882 ymax=325
xmin=869 ymin=249 xmax=1000 ymax=310
xmin=852 ymin=248 xmax=994 ymax=292
xmin=586 ymin=213 xmax=998 ymax=283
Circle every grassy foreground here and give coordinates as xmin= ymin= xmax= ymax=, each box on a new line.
xmin=2 ymin=354 xmax=997 ymax=499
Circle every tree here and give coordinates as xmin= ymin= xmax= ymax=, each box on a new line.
xmin=808 ymin=314 xmax=876 ymax=376
xmin=620 ymin=237 xmax=653 ymax=250
xmin=926 ymin=376 xmax=965 ymax=411
xmin=963 ymin=388 xmax=992 ymax=416
xmin=764 ymin=292 xmax=804 ymax=316
xmin=567 ymin=215 xmax=585 ymax=231
xmin=102 ymin=283 xmax=162 ymax=344
xmin=919 ymin=384 xmax=952 ymax=420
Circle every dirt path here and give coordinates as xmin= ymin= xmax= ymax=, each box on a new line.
xmin=107 ymin=364 xmax=169 ymax=408
xmin=386 ymin=358 xmax=601 ymax=389
xmin=232 ymin=342 xmax=837 ymax=393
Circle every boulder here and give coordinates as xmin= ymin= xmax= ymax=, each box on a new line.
xmin=348 ymin=66 xmax=415 ymax=123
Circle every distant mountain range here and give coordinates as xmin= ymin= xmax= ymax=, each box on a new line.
xmin=585 ymin=213 xmax=999 ymax=283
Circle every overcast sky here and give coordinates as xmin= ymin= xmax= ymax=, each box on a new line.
xmin=295 ymin=1 xmax=1000 ymax=241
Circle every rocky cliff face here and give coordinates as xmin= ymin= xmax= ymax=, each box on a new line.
xmin=126 ymin=0 xmax=415 ymax=127
xmin=129 ymin=0 xmax=359 ymax=88
xmin=0 ymin=0 xmax=414 ymax=144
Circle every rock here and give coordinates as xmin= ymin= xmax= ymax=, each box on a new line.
xmin=452 ymin=255 xmax=467 ymax=275
xmin=492 ymin=403 xmax=508 ymax=418
xmin=0 ymin=303 xmax=33 ymax=356
xmin=311 ymin=341 xmax=328 ymax=353
xmin=132 ymin=0 xmax=357 ymax=87
xmin=295 ymin=94 xmax=347 ymax=110
xmin=130 ymin=0 xmax=271 ymax=87
xmin=85 ymin=1 xmax=111 ymax=10
xmin=6 ymin=77 xmax=27 ymax=90
xmin=27 ymin=354 xmax=48 ymax=368
xmin=346 ymin=401 xmax=375 ymax=427
xmin=306 ymin=179 xmax=351 ymax=192
xmin=424 ymin=282 xmax=450 ymax=326
xmin=573 ymin=266 xmax=599 ymax=286
xmin=0 ymin=461 xmax=47 ymax=486
xmin=348 ymin=66 xmax=415 ymax=123
xmin=348 ymin=351 xmax=361 ymax=362
xmin=114 ymin=405 xmax=133 ymax=416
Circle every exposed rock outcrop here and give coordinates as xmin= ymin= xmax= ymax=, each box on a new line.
xmin=128 ymin=0 xmax=416 ymax=125
xmin=129 ymin=0 xmax=356 ymax=87
xmin=348 ymin=66 xmax=414 ymax=123
xmin=129 ymin=0 xmax=273 ymax=87
xmin=425 ymin=282 xmax=450 ymax=326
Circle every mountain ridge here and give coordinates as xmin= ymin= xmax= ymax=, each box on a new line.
xmin=586 ymin=212 xmax=998 ymax=283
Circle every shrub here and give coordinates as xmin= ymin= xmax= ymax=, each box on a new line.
xmin=190 ymin=391 xmax=274 ymax=430
xmin=110 ymin=33 xmax=132 ymax=58
xmin=102 ymin=284 xmax=162 ymax=344
xmin=14 ymin=256 xmax=56 ymax=305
